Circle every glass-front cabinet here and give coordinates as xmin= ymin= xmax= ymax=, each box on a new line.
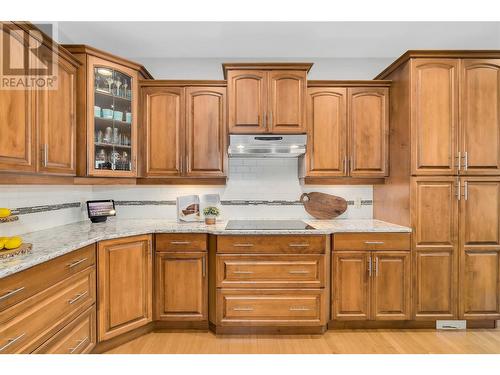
xmin=88 ymin=56 xmax=138 ymax=177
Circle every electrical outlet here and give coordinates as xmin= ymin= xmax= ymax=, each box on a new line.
xmin=436 ymin=320 xmax=467 ymax=330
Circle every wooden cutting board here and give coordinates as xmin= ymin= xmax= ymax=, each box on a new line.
xmin=0 ymin=243 xmax=32 ymax=259
xmin=0 ymin=215 xmax=19 ymax=223
xmin=300 ymin=192 xmax=348 ymax=219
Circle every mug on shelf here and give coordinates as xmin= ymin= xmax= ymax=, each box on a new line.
xmin=113 ymin=111 xmax=123 ymax=121
xmin=94 ymin=106 xmax=101 ymax=118
xmin=102 ymin=108 xmax=113 ymax=119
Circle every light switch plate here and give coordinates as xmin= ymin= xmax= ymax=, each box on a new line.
xmin=436 ymin=320 xmax=467 ymax=330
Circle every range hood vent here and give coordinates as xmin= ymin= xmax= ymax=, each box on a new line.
xmin=228 ymin=134 xmax=307 ymax=158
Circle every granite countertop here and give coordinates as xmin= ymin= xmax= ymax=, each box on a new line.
xmin=0 ymin=218 xmax=411 ymax=279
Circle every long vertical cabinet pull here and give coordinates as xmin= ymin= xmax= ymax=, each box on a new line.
xmin=456 ymin=151 xmax=461 ymax=172
xmin=464 ymin=181 xmax=468 ymax=200
xmin=269 ymin=111 xmax=273 ymax=128
xmin=202 ymin=256 xmax=206 ymax=277
xmin=464 ymin=152 xmax=468 ymax=171
xmin=263 ymin=111 xmax=266 ymax=130
xmin=456 ymin=178 xmax=461 ymax=201
xmin=374 ymin=256 xmax=379 ymax=277
xmin=368 ymin=256 xmax=372 ymax=277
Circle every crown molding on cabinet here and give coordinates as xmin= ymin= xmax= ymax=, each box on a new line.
xmin=222 ymin=62 xmax=314 ymax=79
xmin=308 ymin=80 xmax=391 ymax=87
xmin=139 ymin=80 xmax=226 ymax=87
xmin=374 ymin=50 xmax=500 ymax=80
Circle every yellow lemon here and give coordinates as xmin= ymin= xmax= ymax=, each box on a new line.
xmin=0 ymin=237 xmax=7 ymax=250
xmin=5 ymin=236 xmax=23 ymax=250
xmin=0 ymin=208 xmax=11 ymax=218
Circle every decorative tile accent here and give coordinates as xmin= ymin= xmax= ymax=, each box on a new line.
xmin=115 ymin=200 xmax=176 ymax=206
xmin=115 ymin=199 xmax=374 ymax=207
xmin=11 ymin=202 xmax=81 ymax=216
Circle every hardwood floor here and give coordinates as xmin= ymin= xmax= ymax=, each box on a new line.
xmin=105 ymin=328 xmax=500 ymax=354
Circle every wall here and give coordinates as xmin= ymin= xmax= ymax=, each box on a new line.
xmin=0 ymin=158 xmax=372 ymax=236
xmin=133 ymin=57 xmax=393 ymax=80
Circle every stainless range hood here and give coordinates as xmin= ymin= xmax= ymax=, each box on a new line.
xmin=228 ymin=134 xmax=307 ymax=158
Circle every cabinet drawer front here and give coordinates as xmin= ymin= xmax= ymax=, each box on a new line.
xmin=0 ymin=244 xmax=95 ymax=312
xmin=333 ymin=233 xmax=410 ymax=251
xmin=156 ymin=233 xmax=207 ymax=252
xmin=33 ymin=305 xmax=96 ymax=354
xmin=216 ymin=255 xmax=325 ymax=288
xmin=217 ymin=289 xmax=325 ymax=326
xmin=0 ymin=267 xmax=95 ymax=354
xmin=217 ymin=235 xmax=326 ymax=254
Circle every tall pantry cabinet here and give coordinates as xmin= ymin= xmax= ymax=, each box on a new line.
xmin=374 ymin=52 xmax=500 ymax=321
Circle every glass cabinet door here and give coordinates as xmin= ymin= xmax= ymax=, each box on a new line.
xmin=92 ymin=66 xmax=134 ymax=174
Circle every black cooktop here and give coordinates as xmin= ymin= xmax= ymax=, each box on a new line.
xmin=225 ymin=220 xmax=315 ymax=230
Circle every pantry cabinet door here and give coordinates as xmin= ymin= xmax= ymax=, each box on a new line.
xmin=37 ymin=49 xmax=76 ymax=175
xmin=227 ymin=70 xmax=267 ymax=133
xmin=411 ymin=177 xmax=459 ymax=319
xmin=268 ymin=70 xmax=307 ymax=133
xmin=0 ymin=24 xmax=36 ymax=173
xmin=371 ymin=251 xmax=411 ymax=320
xmin=348 ymin=87 xmax=389 ymax=177
xmin=411 ymin=59 xmax=459 ymax=175
xmin=459 ymin=177 xmax=500 ymax=319
xmin=97 ymin=235 xmax=152 ymax=342
xmin=155 ymin=252 xmax=207 ymax=321
xmin=185 ymin=87 xmax=226 ymax=177
xmin=306 ymin=87 xmax=347 ymax=177
xmin=141 ymin=87 xmax=183 ymax=176
xmin=460 ymin=59 xmax=500 ymax=175
xmin=332 ymin=251 xmax=371 ymax=320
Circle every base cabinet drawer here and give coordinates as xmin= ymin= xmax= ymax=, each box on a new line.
xmin=156 ymin=233 xmax=207 ymax=252
xmin=333 ymin=233 xmax=410 ymax=251
xmin=217 ymin=235 xmax=326 ymax=254
xmin=216 ymin=289 xmax=326 ymax=326
xmin=0 ymin=267 xmax=96 ymax=354
xmin=33 ymin=305 xmax=96 ymax=354
xmin=216 ymin=254 xmax=326 ymax=288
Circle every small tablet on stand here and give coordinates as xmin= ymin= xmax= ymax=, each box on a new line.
xmin=86 ymin=200 xmax=116 ymax=223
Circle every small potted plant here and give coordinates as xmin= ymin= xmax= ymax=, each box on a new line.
xmin=203 ymin=206 xmax=220 ymax=225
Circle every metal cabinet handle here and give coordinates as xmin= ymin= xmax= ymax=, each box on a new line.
xmin=456 ymin=151 xmax=461 ymax=172
xmin=233 ymin=243 xmax=254 ymax=247
xmin=464 ymin=152 xmax=468 ymax=171
xmin=0 ymin=332 xmax=26 ymax=353
xmin=68 ymin=291 xmax=88 ymax=305
xmin=43 ymin=144 xmax=48 ymax=167
xmin=68 ymin=337 xmax=89 ymax=354
xmin=233 ymin=270 xmax=254 ymax=274
xmin=68 ymin=258 xmax=88 ymax=269
xmin=269 ymin=111 xmax=273 ymax=128
xmin=288 ymin=243 xmax=310 ymax=248
xmin=0 ymin=287 xmax=25 ymax=302
xmin=368 ymin=256 xmax=372 ymax=277
xmin=289 ymin=307 xmax=311 ymax=311
xmin=464 ymin=181 xmax=468 ymax=200
xmin=456 ymin=179 xmax=461 ymax=201
xmin=263 ymin=111 xmax=267 ymax=129
xmin=170 ymin=241 xmax=191 ymax=245
xmin=288 ymin=270 xmax=310 ymax=274
xmin=343 ymin=156 xmax=347 ymax=175
xmin=202 ymin=256 xmax=206 ymax=278
xmin=364 ymin=241 xmax=385 ymax=245
xmin=233 ymin=307 xmax=254 ymax=311
xmin=375 ymin=257 xmax=379 ymax=277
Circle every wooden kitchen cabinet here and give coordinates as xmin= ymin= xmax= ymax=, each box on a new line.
xmin=139 ymin=82 xmax=226 ymax=179
xmin=348 ymin=87 xmax=389 ymax=177
xmin=332 ymin=242 xmax=411 ymax=321
xmin=303 ymin=82 xmax=389 ymax=180
xmin=62 ymin=45 xmax=153 ymax=178
xmin=0 ymin=22 xmax=78 ymax=176
xmin=411 ymin=177 xmax=459 ymax=319
xmin=97 ymin=235 xmax=152 ymax=342
xmin=155 ymin=252 xmax=207 ymax=321
xmin=459 ymin=177 xmax=500 ymax=319
xmin=460 ymin=59 xmax=500 ymax=175
xmin=224 ymin=63 xmax=312 ymax=134
xmin=411 ymin=59 xmax=459 ymax=175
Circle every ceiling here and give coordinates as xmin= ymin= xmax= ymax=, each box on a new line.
xmin=56 ymin=22 xmax=500 ymax=59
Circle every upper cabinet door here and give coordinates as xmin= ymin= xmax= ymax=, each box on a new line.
xmin=185 ymin=87 xmax=226 ymax=177
xmin=411 ymin=59 xmax=459 ymax=175
xmin=460 ymin=59 xmax=500 ymax=175
xmin=306 ymin=87 xmax=347 ymax=176
xmin=268 ymin=70 xmax=307 ymax=133
xmin=348 ymin=87 xmax=389 ymax=177
xmin=0 ymin=24 xmax=35 ymax=173
xmin=87 ymin=56 xmax=139 ymax=177
xmin=141 ymin=87 xmax=183 ymax=177
xmin=227 ymin=70 xmax=267 ymax=133
xmin=459 ymin=177 xmax=500 ymax=319
xmin=37 ymin=50 xmax=76 ymax=175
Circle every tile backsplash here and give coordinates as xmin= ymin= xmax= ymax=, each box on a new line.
xmin=1 ymin=158 xmax=372 ymax=236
